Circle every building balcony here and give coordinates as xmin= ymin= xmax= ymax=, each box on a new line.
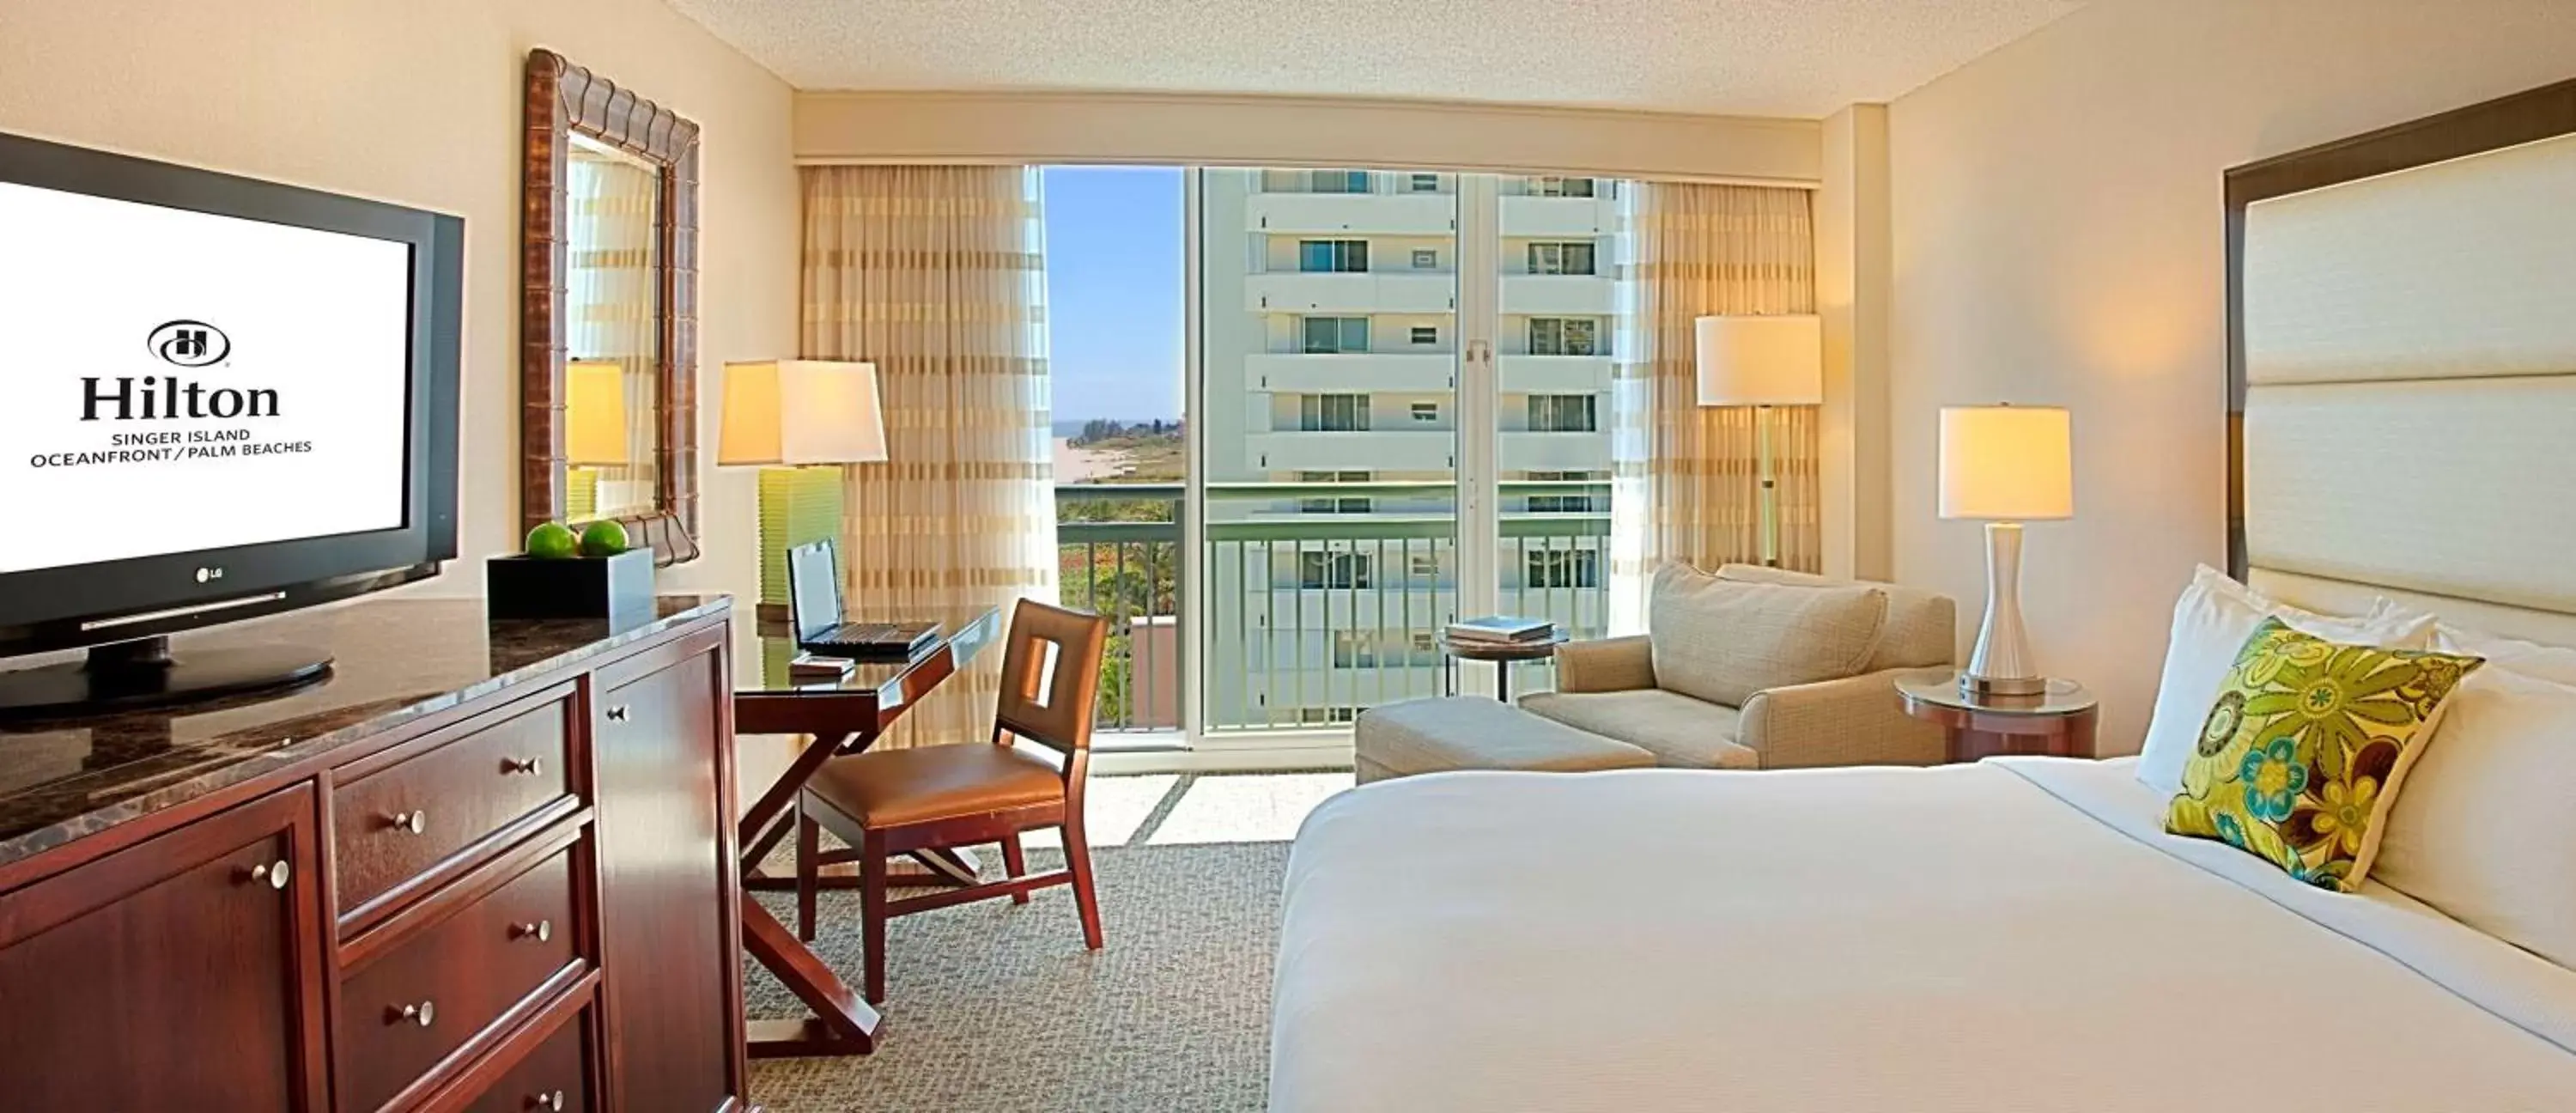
xmin=1498 ymin=354 xmax=1613 ymax=394
xmin=1246 ymin=352 xmax=1453 ymax=394
xmin=1248 ymin=192 xmax=1455 ymax=236
xmin=1499 ymin=274 xmax=1614 ymax=315
xmin=1244 ymin=271 xmax=1455 ymax=315
xmin=1242 ymin=429 xmax=1453 ymax=472
xmin=1499 ymin=195 xmax=1617 ymax=238
xmin=1502 ymin=430 xmax=1612 ymax=471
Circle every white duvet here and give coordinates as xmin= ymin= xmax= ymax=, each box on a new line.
xmin=1270 ymin=758 xmax=2576 ymax=1112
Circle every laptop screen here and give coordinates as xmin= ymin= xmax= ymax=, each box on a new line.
xmin=787 ymin=541 xmax=843 ymax=641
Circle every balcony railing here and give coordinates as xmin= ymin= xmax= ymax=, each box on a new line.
xmin=1054 ymin=481 xmax=1612 ymax=734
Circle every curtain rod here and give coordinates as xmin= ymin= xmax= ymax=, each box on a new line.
xmin=790 ymin=155 xmax=1820 ymax=190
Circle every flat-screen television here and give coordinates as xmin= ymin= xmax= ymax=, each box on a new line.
xmin=0 ymin=131 xmax=460 ymax=718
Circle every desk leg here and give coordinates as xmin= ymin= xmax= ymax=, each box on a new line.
xmin=741 ymin=894 xmax=880 ymax=1057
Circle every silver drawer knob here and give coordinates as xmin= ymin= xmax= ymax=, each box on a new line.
xmin=510 ymin=919 xmax=554 ymax=943
xmin=386 ymin=809 xmax=427 ymax=835
xmin=389 ymin=1000 xmax=435 ymax=1027
xmin=605 ymin=705 xmax=629 ymax=722
xmin=242 ymin=860 xmax=292 ymax=890
xmin=502 ymin=756 xmax=544 ymax=775
xmin=527 ymin=1091 xmax=567 ymax=1111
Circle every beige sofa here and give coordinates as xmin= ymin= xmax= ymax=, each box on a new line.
xmin=1518 ymin=563 xmax=1955 ymax=769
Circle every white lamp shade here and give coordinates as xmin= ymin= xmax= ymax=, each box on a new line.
xmin=1939 ymin=404 xmax=2074 ymax=520
xmin=563 ymin=359 xmax=629 ymax=466
xmin=1695 ymin=314 xmax=1823 ymax=406
xmin=717 ymin=359 xmax=890 ymax=465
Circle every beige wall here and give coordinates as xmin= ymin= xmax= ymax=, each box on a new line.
xmin=0 ymin=0 xmax=798 ymax=602
xmin=1886 ymin=0 xmax=2576 ymax=751
xmin=798 ymin=91 xmax=1821 ymax=184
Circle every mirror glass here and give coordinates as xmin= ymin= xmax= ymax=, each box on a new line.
xmin=562 ymin=134 xmax=661 ymax=521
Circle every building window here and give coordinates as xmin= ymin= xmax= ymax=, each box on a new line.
xmin=1297 ymin=495 xmax=1373 ymax=514
xmin=1409 ymin=325 xmax=1438 ymax=345
xmin=1527 ymin=494 xmax=1595 ymax=514
xmin=1527 ymin=241 xmax=1596 ymax=276
xmin=1407 ymin=553 xmax=1439 ymax=580
xmin=1300 ymin=393 xmax=1370 ymax=432
xmin=1410 ymin=401 xmax=1439 ymax=423
xmin=1532 ymin=176 xmax=1596 ymax=198
xmin=1301 ymin=316 xmax=1370 ymax=354
xmin=1297 ymin=470 xmax=1371 ymax=483
xmin=1527 ymin=393 xmax=1597 ymax=433
xmin=1410 ymin=248 xmax=1439 ymax=270
xmin=1407 ymin=173 xmax=1441 ymax=192
xmin=1528 ymin=317 xmax=1601 ymax=356
xmin=1299 ymin=239 xmax=1370 ymax=273
xmin=1296 ymin=705 xmax=1362 ymax=726
xmin=1310 ymin=169 xmax=1370 ymax=193
xmin=1330 ymin=631 xmax=1379 ymax=669
xmin=1297 ymin=550 xmax=1373 ymax=589
xmin=1524 ymin=548 xmax=1601 ymax=589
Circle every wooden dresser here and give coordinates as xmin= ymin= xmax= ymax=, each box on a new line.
xmin=0 ymin=595 xmax=749 ymax=1112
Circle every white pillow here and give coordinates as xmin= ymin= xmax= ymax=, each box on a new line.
xmin=2134 ymin=565 xmax=2435 ymax=795
xmin=2371 ymin=666 xmax=2576 ymax=970
xmin=2434 ymin=622 xmax=2576 ymax=686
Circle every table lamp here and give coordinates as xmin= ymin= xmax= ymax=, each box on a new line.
xmin=718 ymin=360 xmax=889 ymax=609
xmin=564 ymin=359 xmax=629 ymax=520
xmin=1695 ymin=314 xmax=1822 ymax=566
xmin=1937 ymin=404 xmax=2073 ymax=699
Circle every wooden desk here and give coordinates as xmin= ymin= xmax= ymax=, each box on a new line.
xmin=731 ymin=608 xmax=1002 ymax=1059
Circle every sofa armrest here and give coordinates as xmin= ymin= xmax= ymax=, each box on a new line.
xmin=1736 ymin=667 xmax=1947 ymax=769
xmin=1552 ymin=636 xmax=1656 ymax=694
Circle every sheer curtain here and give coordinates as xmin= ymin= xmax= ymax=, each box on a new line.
xmin=567 ymin=151 xmax=660 ymax=509
xmin=799 ymin=165 xmax=1057 ymax=749
xmin=1607 ymin=182 xmax=1820 ymax=634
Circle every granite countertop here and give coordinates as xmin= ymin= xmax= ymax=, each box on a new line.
xmin=0 ymin=593 xmax=732 ymax=868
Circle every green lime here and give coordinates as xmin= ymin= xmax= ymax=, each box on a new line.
xmin=525 ymin=521 xmax=579 ymax=560
xmin=578 ymin=520 xmax=630 ymax=557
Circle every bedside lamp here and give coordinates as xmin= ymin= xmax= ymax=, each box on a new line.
xmin=1696 ymin=314 xmax=1822 ymax=567
xmin=719 ymin=360 xmax=889 ymax=609
xmin=1938 ymin=404 xmax=2073 ymax=699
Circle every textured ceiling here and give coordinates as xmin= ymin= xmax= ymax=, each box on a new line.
xmin=668 ymin=0 xmax=2088 ymax=118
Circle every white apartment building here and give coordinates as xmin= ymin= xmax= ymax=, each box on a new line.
xmin=1196 ymin=168 xmax=1621 ymax=729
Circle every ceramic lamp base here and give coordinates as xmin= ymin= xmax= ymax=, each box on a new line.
xmin=1962 ymin=520 xmax=2044 ymax=698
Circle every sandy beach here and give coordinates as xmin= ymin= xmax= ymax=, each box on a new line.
xmin=1053 ymin=436 xmax=1135 ymax=482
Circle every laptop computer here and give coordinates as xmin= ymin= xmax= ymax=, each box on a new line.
xmin=785 ymin=540 xmax=939 ymax=660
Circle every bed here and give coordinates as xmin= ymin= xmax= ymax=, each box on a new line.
xmin=1270 ymin=79 xmax=2576 ymax=1113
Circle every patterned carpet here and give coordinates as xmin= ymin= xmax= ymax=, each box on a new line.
xmin=742 ymin=774 xmax=1322 ymax=1112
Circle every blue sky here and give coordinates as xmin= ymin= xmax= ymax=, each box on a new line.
xmin=1042 ymin=166 xmax=1183 ymax=423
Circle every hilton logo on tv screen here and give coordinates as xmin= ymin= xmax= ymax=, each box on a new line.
xmin=81 ymin=319 xmax=283 ymax=422
xmin=0 ymin=175 xmax=415 ymax=575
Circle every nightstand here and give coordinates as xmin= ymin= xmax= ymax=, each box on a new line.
xmin=1896 ymin=669 xmax=2099 ymax=763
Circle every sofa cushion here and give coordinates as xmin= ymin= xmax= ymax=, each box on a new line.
xmin=1519 ymin=689 xmax=1756 ymax=769
xmin=1716 ymin=563 xmax=1955 ymax=671
xmin=1648 ymin=564 xmax=1888 ymax=708
xmin=1353 ymin=697 xmax=1656 ymax=782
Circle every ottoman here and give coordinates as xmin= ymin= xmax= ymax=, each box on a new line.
xmin=1352 ymin=696 xmax=1657 ymax=783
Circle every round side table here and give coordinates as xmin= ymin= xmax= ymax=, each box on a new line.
xmin=1896 ymin=670 xmax=2098 ymax=763
xmin=1437 ymin=630 xmax=1569 ymax=702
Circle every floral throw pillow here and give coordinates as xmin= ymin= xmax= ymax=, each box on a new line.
xmin=2164 ymin=617 xmax=2482 ymax=892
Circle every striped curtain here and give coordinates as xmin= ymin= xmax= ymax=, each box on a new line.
xmin=567 ymin=151 xmax=661 ymax=516
xmin=799 ymin=165 xmax=1058 ymax=749
xmin=1607 ymin=183 xmax=1820 ymax=634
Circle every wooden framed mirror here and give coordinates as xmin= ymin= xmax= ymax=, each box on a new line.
xmin=521 ymin=49 xmax=702 ymax=564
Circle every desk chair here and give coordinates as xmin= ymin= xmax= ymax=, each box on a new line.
xmin=794 ymin=599 xmax=1109 ymax=1004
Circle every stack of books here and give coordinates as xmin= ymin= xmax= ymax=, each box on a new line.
xmin=1443 ymin=615 xmax=1558 ymax=645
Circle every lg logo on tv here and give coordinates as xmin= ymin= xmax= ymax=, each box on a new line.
xmin=195 ymin=566 xmax=224 ymax=584
xmin=149 ymin=319 xmax=230 ymax=368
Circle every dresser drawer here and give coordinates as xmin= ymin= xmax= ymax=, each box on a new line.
xmin=334 ymin=693 xmax=575 ymax=919
xmin=337 ymin=848 xmax=582 ymax=1113
xmin=465 ymin=1004 xmax=592 ymax=1113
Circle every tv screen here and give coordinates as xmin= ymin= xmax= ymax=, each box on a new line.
xmin=0 ymin=131 xmax=459 ymax=715
xmin=0 ymin=181 xmax=415 ymax=574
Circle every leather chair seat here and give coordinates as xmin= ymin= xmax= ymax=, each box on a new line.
xmin=807 ymin=744 xmax=1066 ymax=829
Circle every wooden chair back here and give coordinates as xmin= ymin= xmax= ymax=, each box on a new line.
xmin=991 ymin=599 xmax=1109 ymax=756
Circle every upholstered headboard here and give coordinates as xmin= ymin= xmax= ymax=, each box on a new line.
xmin=2227 ymin=79 xmax=2576 ymax=647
